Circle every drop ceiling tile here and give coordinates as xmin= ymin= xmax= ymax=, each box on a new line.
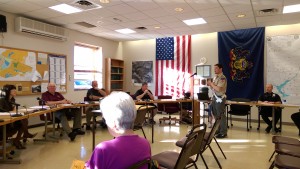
xmin=108 ymin=3 xmax=139 ymax=15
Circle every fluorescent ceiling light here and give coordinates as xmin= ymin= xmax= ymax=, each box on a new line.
xmin=49 ymin=4 xmax=82 ymax=14
xmin=183 ymin=18 xmax=207 ymax=26
xmin=115 ymin=28 xmax=136 ymax=34
xmin=283 ymin=4 xmax=300 ymax=14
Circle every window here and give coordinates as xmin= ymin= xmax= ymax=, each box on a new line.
xmin=74 ymin=43 xmax=103 ymax=90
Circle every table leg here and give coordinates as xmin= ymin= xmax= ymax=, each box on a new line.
xmin=272 ymin=107 xmax=275 ymax=134
xmin=0 ymin=125 xmax=21 ymax=164
xmin=92 ymin=113 xmax=96 ymax=150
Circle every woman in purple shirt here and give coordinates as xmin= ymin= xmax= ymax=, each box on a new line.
xmin=85 ymin=91 xmax=151 ymax=169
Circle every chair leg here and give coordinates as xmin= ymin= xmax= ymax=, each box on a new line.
xmin=268 ymin=151 xmax=275 ymax=162
xmin=214 ymin=137 xmax=227 ymax=159
xmin=141 ymin=127 xmax=147 ymax=139
xmin=247 ymin=115 xmax=249 ymax=131
xmin=250 ymin=113 xmax=252 ymax=129
xmin=269 ymin=161 xmax=275 ymax=169
xmin=257 ymin=113 xmax=260 ymax=130
xmin=230 ymin=114 xmax=233 ymax=127
xmin=208 ymin=145 xmax=222 ymax=169
xmin=200 ymin=153 xmax=209 ymax=169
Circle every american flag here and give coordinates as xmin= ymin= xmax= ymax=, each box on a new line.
xmin=155 ymin=35 xmax=191 ymax=98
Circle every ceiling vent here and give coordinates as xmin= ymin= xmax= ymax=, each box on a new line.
xmin=75 ymin=22 xmax=96 ymax=28
xmin=256 ymin=8 xmax=279 ymax=16
xmin=15 ymin=17 xmax=67 ymax=41
xmin=70 ymin=0 xmax=102 ymax=11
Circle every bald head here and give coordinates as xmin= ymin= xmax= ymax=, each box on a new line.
xmin=47 ymin=82 xmax=56 ymax=94
xmin=266 ymin=84 xmax=273 ymax=93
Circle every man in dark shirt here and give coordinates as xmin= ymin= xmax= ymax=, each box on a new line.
xmin=42 ymin=83 xmax=85 ymax=141
xmin=258 ymin=84 xmax=282 ymax=133
xmin=134 ymin=82 xmax=157 ymax=124
xmin=85 ymin=81 xmax=107 ymax=130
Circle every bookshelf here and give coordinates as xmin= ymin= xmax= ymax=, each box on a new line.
xmin=105 ymin=58 xmax=124 ymax=93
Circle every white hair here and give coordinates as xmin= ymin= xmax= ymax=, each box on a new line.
xmin=100 ymin=91 xmax=136 ymax=132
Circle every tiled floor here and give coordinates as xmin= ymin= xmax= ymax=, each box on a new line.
xmin=1 ymin=115 xmax=299 ymax=169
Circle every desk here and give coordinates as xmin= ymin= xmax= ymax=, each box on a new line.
xmin=0 ymin=103 xmax=100 ymax=164
xmin=226 ymin=101 xmax=300 ymax=134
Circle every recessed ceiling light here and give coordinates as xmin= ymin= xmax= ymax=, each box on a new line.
xmin=115 ymin=28 xmax=136 ymax=34
xmin=49 ymin=4 xmax=82 ymax=14
xmin=175 ymin=8 xmax=184 ymax=12
xmin=283 ymin=4 xmax=300 ymax=14
xmin=154 ymin=26 xmax=161 ymax=29
xmin=237 ymin=14 xmax=246 ymax=18
xmin=183 ymin=18 xmax=207 ymax=26
xmin=99 ymin=0 xmax=110 ymax=3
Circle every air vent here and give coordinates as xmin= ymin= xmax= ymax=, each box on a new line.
xmin=70 ymin=0 xmax=102 ymax=11
xmin=135 ymin=27 xmax=147 ymax=30
xmin=256 ymin=8 xmax=279 ymax=16
xmin=75 ymin=22 xmax=96 ymax=28
xmin=15 ymin=17 xmax=67 ymax=41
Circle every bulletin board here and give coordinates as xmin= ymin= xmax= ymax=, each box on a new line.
xmin=0 ymin=46 xmax=67 ymax=95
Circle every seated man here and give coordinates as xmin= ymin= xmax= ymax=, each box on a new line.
xmin=85 ymin=80 xmax=107 ymax=130
xmin=258 ymin=84 xmax=282 ymax=133
xmin=134 ymin=82 xmax=157 ymax=124
xmin=85 ymin=91 xmax=151 ymax=169
xmin=291 ymin=112 xmax=300 ymax=136
xmin=42 ymin=83 xmax=85 ymax=141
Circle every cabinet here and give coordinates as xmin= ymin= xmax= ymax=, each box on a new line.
xmin=105 ymin=58 xmax=124 ymax=93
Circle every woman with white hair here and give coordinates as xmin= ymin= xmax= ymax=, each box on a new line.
xmin=85 ymin=91 xmax=151 ymax=169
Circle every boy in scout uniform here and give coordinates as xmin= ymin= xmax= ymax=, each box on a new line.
xmin=207 ymin=64 xmax=228 ymax=138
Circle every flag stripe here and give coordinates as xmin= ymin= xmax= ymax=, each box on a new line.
xmin=155 ymin=35 xmax=191 ymax=98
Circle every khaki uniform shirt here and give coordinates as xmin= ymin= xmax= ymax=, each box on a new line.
xmin=212 ymin=73 xmax=227 ymax=96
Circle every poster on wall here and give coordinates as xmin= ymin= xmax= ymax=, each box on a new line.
xmin=132 ymin=61 xmax=153 ymax=86
xmin=266 ymin=34 xmax=300 ymax=104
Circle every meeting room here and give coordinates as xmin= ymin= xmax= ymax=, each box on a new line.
xmin=1 ymin=0 xmax=300 ymax=169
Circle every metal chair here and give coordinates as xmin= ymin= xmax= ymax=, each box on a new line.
xmin=152 ymin=124 xmax=206 ymax=169
xmin=176 ymin=117 xmax=226 ymax=169
xmin=133 ymin=105 xmax=149 ymax=139
xmin=227 ymin=98 xmax=252 ymax=131
xmin=268 ymin=136 xmax=300 ymax=162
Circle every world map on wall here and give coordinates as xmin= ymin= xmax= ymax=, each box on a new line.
xmin=0 ymin=48 xmax=36 ymax=81
xmin=266 ymin=35 xmax=300 ymax=104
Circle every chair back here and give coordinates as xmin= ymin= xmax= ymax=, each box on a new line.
xmin=229 ymin=98 xmax=251 ymax=115
xmin=127 ymin=158 xmax=151 ymax=169
xmin=174 ymin=124 xmax=206 ymax=169
xmin=205 ymin=117 xmax=221 ymax=146
xmin=84 ymin=96 xmax=90 ymax=102
xmin=157 ymin=95 xmax=179 ymax=113
xmin=134 ymin=105 xmax=148 ymax=127
xmin=38 ymin=100 xmax=53 ymax=121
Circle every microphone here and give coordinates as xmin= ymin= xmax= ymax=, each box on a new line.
xmin=36 ymin=97 xmax=47 ymax=110
xmin=189 ymin=73 xmax=197 ymax=77
xmin=11 ymin=102 xmax=21 ymax=107
xmin=10 ymin=102 xmax=23 ymax=117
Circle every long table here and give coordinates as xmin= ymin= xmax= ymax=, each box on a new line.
xmin=226 ymin=100 xmax=300 ymax=133
xmin=0 ymin=102 xmax=98 ymax=164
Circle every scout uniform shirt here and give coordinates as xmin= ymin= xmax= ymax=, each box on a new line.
xmin=212 ymin=73 xmax=227 ymax=97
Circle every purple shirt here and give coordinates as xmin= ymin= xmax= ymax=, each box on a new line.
xmin=42 ymin=91 xmax=65 ymax=102
xmin=85 ymin=135 xmax=151 ymax=169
